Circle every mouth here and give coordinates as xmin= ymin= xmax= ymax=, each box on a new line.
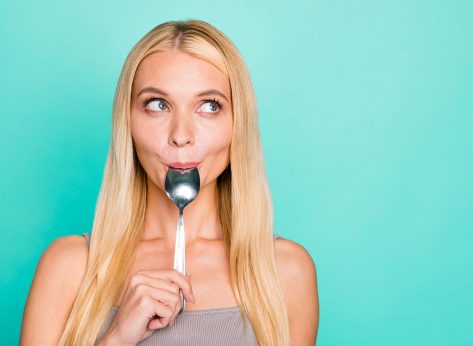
xmin=167 ymin=161 xmax=200 ymax=172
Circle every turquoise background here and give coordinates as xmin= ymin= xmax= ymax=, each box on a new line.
xmin=1 ymin=0 xmax=472 ymax=344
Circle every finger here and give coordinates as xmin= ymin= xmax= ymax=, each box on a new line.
xmin=128 ymin=274 xmax=180 ymax=300
xmin=168 ymin=290 xmax=185 ymax=324
xmin=147 ymin=300 xmax=174 ymax=329
xmin=137 ymin=273 xmax=181 ymax=295
xmin=132 ymin=274 xmax=181 ymax=296
xmin=132 ymin=282 xmax=182 ymax=328
xmin=127 ymin=275 xmax=183 ymax=320
xmin=134 ymin=283 xmax=181 ymax=310
xmin=136 ymin=269 xmax=194 ymax=302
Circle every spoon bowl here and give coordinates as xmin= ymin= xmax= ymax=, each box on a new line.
xmin=165 ymin=168 xmax=200 ymax=208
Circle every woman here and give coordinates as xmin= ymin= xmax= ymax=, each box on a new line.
xmin=20 ymin=19 xmax=319 ymax=345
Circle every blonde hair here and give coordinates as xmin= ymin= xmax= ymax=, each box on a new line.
xmin=59 ymin=19 xmax=290 ymax=345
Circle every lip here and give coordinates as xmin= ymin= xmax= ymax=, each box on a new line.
xmin=167 ymin=161 xmax=200 ymax=170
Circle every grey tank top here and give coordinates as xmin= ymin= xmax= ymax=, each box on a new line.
xmin=81 ymin=232 xmax=282 ymax=345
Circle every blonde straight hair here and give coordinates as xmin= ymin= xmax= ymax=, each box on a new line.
xmin=59 ymin=19 xmax=290 ymax=345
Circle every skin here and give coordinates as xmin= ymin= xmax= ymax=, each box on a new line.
xmin=130 ymin=49 xmax=232 ymax=246
xmin=20 ymin=49 xmax=319 ymax=345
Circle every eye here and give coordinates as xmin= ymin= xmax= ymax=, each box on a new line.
xmin=143 ymin=98 xmax=168 ymax=112
xmin=199 ymin=98 xmax=224 ymax=113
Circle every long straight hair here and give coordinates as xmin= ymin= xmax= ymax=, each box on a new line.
xmin=59 ymin=19 xmax=290 ymax=345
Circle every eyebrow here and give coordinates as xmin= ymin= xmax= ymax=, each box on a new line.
xmin=137 ymin=87 xmax=230 ymax=103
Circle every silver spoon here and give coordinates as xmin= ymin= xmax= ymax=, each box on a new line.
xmin=165 ymin=167 xmax=200 ymax=314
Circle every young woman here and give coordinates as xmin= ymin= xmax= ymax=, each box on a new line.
xmin=20 ymin=19 xmax=319 ymax=345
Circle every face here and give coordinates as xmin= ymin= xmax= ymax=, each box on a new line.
xmin=130 ymin=50 xmax=233 ymax=192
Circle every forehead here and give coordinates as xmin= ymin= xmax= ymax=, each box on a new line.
xmin=132 ymin=50 xmax=230 ymax=97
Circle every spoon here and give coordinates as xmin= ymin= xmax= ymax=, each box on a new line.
xmin=164 ymin=167 xmax=200 ymax=314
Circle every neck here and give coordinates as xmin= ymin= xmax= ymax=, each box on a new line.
xmin=141 ymin=176 xmax=223 ymax=244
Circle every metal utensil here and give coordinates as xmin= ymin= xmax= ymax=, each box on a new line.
xmin=164 ymin=167 xmax=200 ymax=314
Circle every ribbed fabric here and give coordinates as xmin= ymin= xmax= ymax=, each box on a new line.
xmin=96 ymin=305 xmax=259 ymax=346
xmin=81 ymin=232 xmax=282 ymax=345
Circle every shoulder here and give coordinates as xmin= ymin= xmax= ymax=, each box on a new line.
xmin=274 ymin=237 xmax=319 ymax=344
xmin=35 ymin=235 xmax=89 ymax=287
xmin=20 ymin=234 xmax=89 ymax=344
xmin=43 ymin=234 xmax=89 ymax=266
xmin=273 ymin=237 xmax=318 ymax=298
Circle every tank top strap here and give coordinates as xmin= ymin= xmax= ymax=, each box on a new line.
xmin=273 ymin=233 xmax=282 ymax=240
xmin=82 ymin=232 xmax=91 ymax=247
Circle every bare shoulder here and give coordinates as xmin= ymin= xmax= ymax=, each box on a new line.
xmin=20 ymin=234 xmax=89 ymax=345
xmin=274 ymin=237 xmax=319 ymax=345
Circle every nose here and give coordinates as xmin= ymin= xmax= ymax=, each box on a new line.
xmin=168 ymin=112 xmax=194 ymax=147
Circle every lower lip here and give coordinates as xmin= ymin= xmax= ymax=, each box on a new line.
xmin=168 ymin=166 xmax=198 ymax=172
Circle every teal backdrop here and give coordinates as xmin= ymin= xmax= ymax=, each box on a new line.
xmin=1 ymin=0 xmax=472 ymax=344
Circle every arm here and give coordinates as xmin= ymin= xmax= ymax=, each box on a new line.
xmin=20 ymin=235 xmax=89 ymax=345
xmin=275 ymin=238 xmax=319 ymax=345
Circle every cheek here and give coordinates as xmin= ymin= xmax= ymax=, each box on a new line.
xmin=131 ymin=123 xmax=170 ymax=189
xmin=132 ymin=114 xmax=163 ymax=154
xmin=200 ymin=120 xmax=232 ymax=155
xmin=130 ymin=115 xmax=167 ymax=177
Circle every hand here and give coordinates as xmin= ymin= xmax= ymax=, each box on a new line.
xmin=98 ymin=269 xmax=194 ymax=345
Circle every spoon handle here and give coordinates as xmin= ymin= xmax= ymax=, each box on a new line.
xmin=173 ymin=208 xmax=186 ymax=314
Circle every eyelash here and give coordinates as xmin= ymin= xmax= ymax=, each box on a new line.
xmin=143 ymin=97 xmax=224 ymax=112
